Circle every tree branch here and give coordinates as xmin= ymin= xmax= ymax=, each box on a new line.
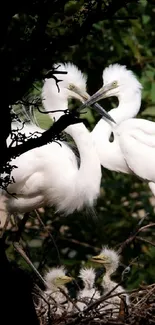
xmin=0 ymin=112 xmax=81 ymax=180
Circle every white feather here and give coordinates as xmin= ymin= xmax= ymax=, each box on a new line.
xmin=4 ymin=63 xmax=101 ymax=215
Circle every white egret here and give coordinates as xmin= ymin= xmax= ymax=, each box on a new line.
xmin=91 ymin=247 xmax=129 ymax=317
xmin=3 ymin=63 xmax=113 ymax=215
xmin=81 ymin=64 xmax=142 ymax=173
xmin=81 ymin=64 xmax=155 ymax=195
xmin=76 ymin=267 xmax=100 ymax=311
xmin=42 ymin=266 xmax=73 ymax=315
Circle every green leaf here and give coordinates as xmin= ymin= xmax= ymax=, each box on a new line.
xmin=142 ymin=15 xmax=150 ymax=25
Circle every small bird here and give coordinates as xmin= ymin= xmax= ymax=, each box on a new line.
xmin=76 ymin=267 xmax=100 ymax=311
xmin=91 ymin=247 xmax=129 ymax=317
xmin=42 ymin=266 xmax=73 ymax=316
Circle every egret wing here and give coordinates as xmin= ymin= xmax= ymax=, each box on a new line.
xmin=117 ymin=118 xmax=155 ymax=182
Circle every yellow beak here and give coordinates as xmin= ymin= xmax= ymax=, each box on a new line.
xmin=61 ymin=275 xmax=74 ymax=283
xmin=90 ymin=254 xmax=110 ymax=264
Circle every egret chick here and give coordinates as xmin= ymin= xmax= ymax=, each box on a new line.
xmin=91 ymin=247 xmax=129 ymax=317
xmin=77 ymin=267 xmax=100 ymax=311
xmin=43 ymin=266 xmax=73 ymax=315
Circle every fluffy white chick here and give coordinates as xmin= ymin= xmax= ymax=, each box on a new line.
xmin=42 ymin=266 xmax=73 ymax=316
xmin=76 ymin=267 xmax=100 ymax=311
xmin=91 ymin=247 xmax=130 ymax=317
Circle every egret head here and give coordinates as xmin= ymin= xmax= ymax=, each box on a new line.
xmin=79 ymin=267 xmax=96 ymax=289
xmin=42 ymin=62 xmax=116 ymax=122
xmin=102 ymin=64 xmax=142 ymax=98
xmin=82 ymin=64 xmax=142 ymax=106
xmin=44 ymin=266 xmax=73 ymax=288
xmin=55 ymin=63 xmax=88 ymax=101
xmin=42 ymin=63 xmax=88 ymax=108
xmin=91 ymin=247 xmax=120 ymax=274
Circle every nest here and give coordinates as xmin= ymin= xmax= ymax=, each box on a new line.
xmin=34 ymin=283 xmax=155 ymax=325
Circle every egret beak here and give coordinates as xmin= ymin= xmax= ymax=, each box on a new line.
xmin=80 ymin=82 xmax=118 ymax=108
xmin=68 ymin=84 xmax=116 ymax=123
xmin=93 ymin=103 xmax=116 ymax=123
xmin=60 ymin=275 xmax=74 ymax=284
xmin=90 ymin=254 xmax=110 ymax=264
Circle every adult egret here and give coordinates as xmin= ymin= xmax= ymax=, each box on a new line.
xmin=82 ymin=64 xmax=155 ymax=196
xmin=91 ymin=247 xmax=129 ymax=317
xmin=80 ymin=64 xmax=142 ymax=173
xmin=76 ymin=267 xmax=100 ymax=311
xmin=42 ymin=266 xmax=73 ymax=315
xmin=3 ymin=63 xmax=113 ymax=215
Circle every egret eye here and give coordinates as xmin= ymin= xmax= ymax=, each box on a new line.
xmin=68 ymin=83 xmax=75 ymax=91
xmin=112 ymin=81 xmax=117 ymax=87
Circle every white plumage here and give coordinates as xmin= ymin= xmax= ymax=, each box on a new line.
xmin=3 ymin=63 xmax=104 ymax=215
xmin=82 ymin=63 xmax=155 ymax=196
xmin=91 ymin=247 xmax=130 ymax=317
xmin=77 ymin=267 xmax=100 ymax=311
xmin=42 ymin=266 xmax=73 ymax=315
xmin=116 ymin=118 xmax=155 ymax=195
xmin=90 ymin=64 xmax=142 ymax=173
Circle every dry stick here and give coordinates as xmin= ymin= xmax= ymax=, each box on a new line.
xmin=117 ymin=223 xmax=155 ymax=255
xmin=84 ymin=282 xmax=131 ymax=315
xmin=58 ymin=287 xmax=81 ymax=313
xmin=14 ymin=241 xmax=46 ymax=286
xmin=14 ymin=212 xmax=30 ymax=242
xmin=68 ymin=281 xmax=129 ymax=322
xmin=34 ymin=209 xmax=61 ymax=264
xmin=60 ymin=237 xmax=100 ymax=252
xmin=134 ymin=285 xmax=155 ymax=307
xmin=136 ymin=236 xmax=155 ymax=247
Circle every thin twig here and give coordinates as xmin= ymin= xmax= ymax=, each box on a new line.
xmin=35 ymin=209 xmax=61 ymax=264
xmin=60 ymin=236 xmax=100 ymax=252
xmin=136 ymin=236 xmax=155 ymax=247
xmin=117 ymin=223 xmax=155 ymax=254
xmin=58 ymin=287 xmax=81 ymax=313
xmin=14 ymin=212 xmax=30 ymax=242
xmin=13 ymin=241 xmax=46 ymax=286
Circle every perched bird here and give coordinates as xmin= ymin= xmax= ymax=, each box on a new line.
xmin=42 ymin=266 xmax=73 ymax=316
xmin=76 ymin=267 xmax=100 ymax=311
xmin=81 ymin=64 xmax=142 ymax=173
xmin=81 ymin=64 xmax=155 ymax=196
xmin=91 ymin=247 xmax=129 ymax=317
xmin=3 ymin=63 xmax=112 ymax=216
